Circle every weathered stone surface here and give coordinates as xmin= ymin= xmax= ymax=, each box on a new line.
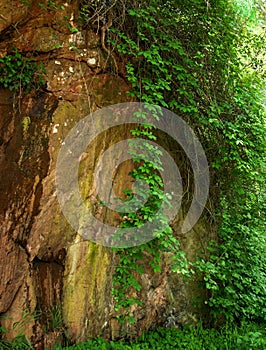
xmin=0 ymin=89 xmax=59 ymax=350
xmin=23 ymin=27 xmax=66 ymax=52
xmin=63 ymin=241 xmax=113 ymax=341
xmin=0 ymin=272 xmax=37 ymax=340
xmin=0 ymin=0 xmax=32 ymax=33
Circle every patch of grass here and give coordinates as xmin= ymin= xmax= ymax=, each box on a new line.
xmin=48 ymin=304 xmax=64 ymax=331
xmin=0 ymin=326 xmax=33 ymax=350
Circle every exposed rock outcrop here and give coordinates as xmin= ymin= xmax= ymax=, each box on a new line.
xmin=0 ymin=1 xmax=214 ymax=348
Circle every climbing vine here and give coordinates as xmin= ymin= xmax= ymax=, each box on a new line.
xmin=105 ymin=0 xmax=266 ymax=323
xmin=111 ymin=109 xmax=190 ymax=321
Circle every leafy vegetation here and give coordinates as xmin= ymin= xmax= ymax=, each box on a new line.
xmin=1 ymin=321 xmax=266 ymax=349
xmin=0 ymin=49 xmax=45 ymax=92
xmin=104 ymin=0 xmax=266 ymax=324
xmin=111 ymin=114 xmax=190 ymax=320
xmin=54 ymin=322 xmax=266 ymax=350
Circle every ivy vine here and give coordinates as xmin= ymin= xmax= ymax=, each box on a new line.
xmin=106 ymin=0 xmax=265 ymax=324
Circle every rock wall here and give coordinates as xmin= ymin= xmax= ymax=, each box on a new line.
xmin=0 ymin=1 xmax=214 ymax=348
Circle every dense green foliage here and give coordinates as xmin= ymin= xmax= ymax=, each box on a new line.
xmin=54 ymin=322 xmax=266 ymax=350
xmin=0 ymin=49 xmax=45 ymax=92
xmin=105 ymin=0 xmax=266 ymax=323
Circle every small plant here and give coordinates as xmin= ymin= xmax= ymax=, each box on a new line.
xmin=0 ymin=325 xmax=33 ymax=350
xmin=19 ymin=0 xmax=31 ymax=6
xmin=48 ymin=304 xmax=64 ymax=331
xmin=0 ymin=49 xmax=46 ymax=92
xmin=38 ymin=0 xmax=58 ymax=11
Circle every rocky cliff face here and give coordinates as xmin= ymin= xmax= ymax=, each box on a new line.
xmin=0 ymin=1 xmax=213 ymax=349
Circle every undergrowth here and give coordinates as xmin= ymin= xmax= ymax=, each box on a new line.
xmin=1 ymin=321 xmax=265 ymax=349
xmin=54 ymin=322 xmax=266 ymax=350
